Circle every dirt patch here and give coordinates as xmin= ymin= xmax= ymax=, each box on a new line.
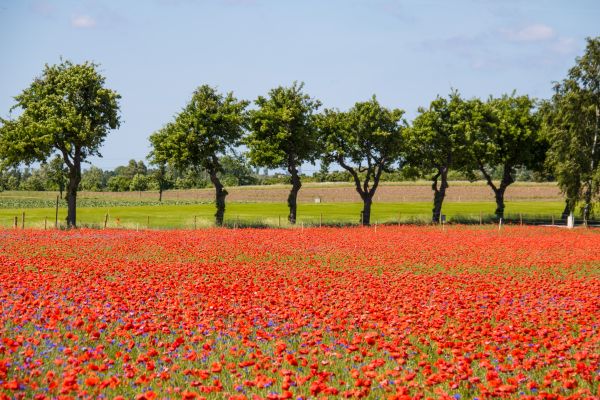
xmin=99 ymin=182 xmax=563 ymax=203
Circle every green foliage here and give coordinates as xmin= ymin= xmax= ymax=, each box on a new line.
xmin=247 ymin=82 xmax=321 ymax=223
xmin=453 ymin=93 xmax=543 ymax=218
xmin=319 ymin=96 xmax=406 ymax=190
xmin=405 ymin=91 xmax=469 ymax=177
xmin=0 ymin=197 xmax=210 ymax=209
xmin=219 ymin=154 xmax=258 ymax=186
xmin=80 ymin=166 xmax=106 ymax=191
xmin=405 ymin=91 xmax=471 ymax=221
xmin=487 ymin=94 xmax=544 ymax=172
xmin=148 ymin=84 xmax=248 ymax=225
xmin=149 ymin=85 xmax=248 ymax=174
xmin=319 ymin=96 xmax=407 ymax=224
xmin=46 ymin=155 xmax=68 ymax=195
xmin=107 ymin=175 xmax=131 ymax=192
xmin=246 ymin=82 xmax=321 ymax=170
xmin=129 ymin=173 xmax=150 ymax=191
xmin=20 ymin=168 xmax=47 ymax=191
xmin=0 ymin=60 xmax=121 ymax=167
xmin=0 ymin=60 xmax=121 ymax=226
xmin=543 ymin=36 xmax=600 ymax=219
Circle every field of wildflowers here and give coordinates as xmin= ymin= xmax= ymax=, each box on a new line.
xmin=0 ymin=226 xmax=598 ymax=399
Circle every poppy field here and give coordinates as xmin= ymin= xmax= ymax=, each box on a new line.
xmin=0 ymin=226 xmax=599 ymax=400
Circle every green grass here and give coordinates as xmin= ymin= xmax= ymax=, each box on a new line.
xmin=0 ymin=201 xmax=565 ymax=229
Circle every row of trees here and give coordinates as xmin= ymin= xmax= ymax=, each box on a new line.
xmin=147 ymin=83 xmax=546 ymax=226
xmin=1 ymin=38 xmax=598 ymax=227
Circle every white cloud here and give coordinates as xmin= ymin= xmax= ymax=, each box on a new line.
xmin=71 ymin=14 xmax=96 ymax=28
xmin=503 ymin=24 xmax=555 ymax=42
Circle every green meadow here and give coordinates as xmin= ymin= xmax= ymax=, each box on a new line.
xmin=0 ymin=201 xmax=565 ymax=229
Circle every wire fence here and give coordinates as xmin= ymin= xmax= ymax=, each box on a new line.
xmin=2 ymin=211 xmax=599 ymax=230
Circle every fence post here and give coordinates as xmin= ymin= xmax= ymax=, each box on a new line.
xmin=147 ymin=215 xmax=150 ymax=230
xmin=278 ymin=215 xmax=281 ymax=228
xmin=479 ymin=211 xmax=482 ymax=225
xmin=21 ymin=212 xmax=25 ymax=229
xmin=13 ymin=216 xmax=17 ymax=229
xmin=104 ymin=213 xmax=109 ymax=229
xmin=519 ymin=213 xmax=523 ymax=226
xmin=55 ymin=195 xmax=59 ymax=229
xmin=194 ymin=215 xmax=197 ymax=230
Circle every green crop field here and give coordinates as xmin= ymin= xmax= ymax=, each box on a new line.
xmin=0 ymin=200 xmax=566 ymax=229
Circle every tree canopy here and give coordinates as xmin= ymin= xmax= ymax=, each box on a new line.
xmin=405 ymin=91 xmax=469 ymax=222
xmin=543 ymin=37 xmax=600 ymax=221
xmin=0 ymin=60 xmax=121 ymax=227
xmin=457 ymin=94 xmax=543 ymax=219
xmin=319 ymin=96 xmax=406 ymax=225
xmin=148 ymin=85 xmax=248 ymax=226
xmin=246 ymin=82 xmax=321 ymax=224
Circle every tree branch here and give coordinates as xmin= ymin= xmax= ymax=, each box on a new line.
xmin=477 ymin=160 xmax=498 ymax=193
xmin=338 ymin=156 xmax=366 ymax=199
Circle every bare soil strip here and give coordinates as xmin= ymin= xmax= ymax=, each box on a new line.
xmin=66 ymin=182 xmax=563 ymax=203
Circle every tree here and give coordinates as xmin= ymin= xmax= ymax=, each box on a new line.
xmin=149 ymin=162 xmax=169 ymax=201
xmin=149 ymin=85 xmax=248 ymax=226
xmin=0 ymin=60 xmax=121 ymax=227
xmin=80 ymin=166 xmax=106 ymax=191
xmin=459 ymin=95 xmax=544 ymax=219
xmin=129 ymin=173 xmax=149 ymax=191
xmin=246 ymin=83 xmax=321 ymax=224
xmin=220 ymin=154 xmax=257 ymax=186
xmin=47 ymin=155 xmax=68 ymax=198
xmin=20 ymin=167 xmax=47 ymax=191
xmin=107 ymin=175 xmax=130 ymax=192
xmin=319 ymin=96 xmax=406 ymax=225
xmin=543 ymin=37 xmax=600 ymax=221
xmin=0 ymin=168 xmax=21 ymax=191
xmin=405 ymin=91 xmax=468 ymax=223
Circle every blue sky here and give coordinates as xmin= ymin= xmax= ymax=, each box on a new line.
xmin=1 ymin=0 xmax=598 ymax=171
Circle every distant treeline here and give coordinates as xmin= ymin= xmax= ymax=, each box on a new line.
xmin=0 ymin=156 xmax=549 ymax=194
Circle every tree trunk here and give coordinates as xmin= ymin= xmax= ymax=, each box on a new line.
xmin=287 ymin=164 xmax=302 ymax=224
xmin=561 ymin=199 xmax=573 ymax=220
xmin=208 ymin=169 xmax=227 ymax=226
xmin=65 ymin=166 xmax=81 ymax=228
xmin=582 ymin=185 xmax=593 ymax=222
xmin=583 ymin=106 xmax=599 ymax=222
xmin=494 ymin=188 xmax=507 ymax=220
xmin=479 ymin=162 xmax=513 ymax=220
xmin=337 ymin=157 xmax=384 ymax=227
xmin=158 ymin=165 xmax=165 ymax=202
xmin=431 ymin=168 xmax=449 ymax=223
xmin=361 ymin=196 xmax=373 ymax=226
